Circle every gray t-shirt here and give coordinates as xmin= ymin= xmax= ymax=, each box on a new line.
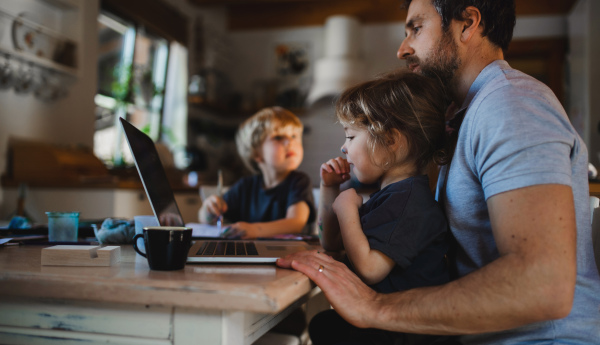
xmin=437 ymin=60 xmax=600 ymax=344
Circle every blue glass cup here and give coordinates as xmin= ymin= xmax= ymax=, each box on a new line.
xmin=46 ymin=212 xmax=80 ymax=242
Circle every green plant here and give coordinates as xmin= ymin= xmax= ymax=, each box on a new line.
xmin=111 ymin=63 xmax=133 ymax=105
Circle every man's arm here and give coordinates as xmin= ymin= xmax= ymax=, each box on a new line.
xmin=278 ymin=184 xmax=577 ymax=334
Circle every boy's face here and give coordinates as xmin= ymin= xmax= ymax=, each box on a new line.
xmin=255 ymin=124 xmax=304 ymax=175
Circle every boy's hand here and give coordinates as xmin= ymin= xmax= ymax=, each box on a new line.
xmin=204 ymin=195 xmax=228 ymax=219
xmin=321 ymin=157 xmax=351 ymax=187
xmin=333 ymin=188 xmax=363 ymax=215
xmin=223 ymin=222 xmax=259 ymax=239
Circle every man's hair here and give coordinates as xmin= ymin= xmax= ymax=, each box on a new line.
xmin=235 ymin=106 xmax=303 ymax=174
xmin=336 ymin=69 xmax=451 ymax=175
xmin=403 ymin=0 xmax=516 ymax=52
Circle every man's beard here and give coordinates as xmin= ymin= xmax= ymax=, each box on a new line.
xmin=406 ymin=29 xmax=460 ymax=86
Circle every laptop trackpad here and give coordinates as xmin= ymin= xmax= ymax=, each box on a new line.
xmin=257 ymin=241 xmax=309 ymax=256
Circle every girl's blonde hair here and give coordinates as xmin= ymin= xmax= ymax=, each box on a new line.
xmin=336 ymin=69 xmax=451 ymax=174
xmin=235 ymin=106 xmax=303 ymax=174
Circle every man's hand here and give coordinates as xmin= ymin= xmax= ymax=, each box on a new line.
xmin=276 ymin=250 xmax=380 ymax=328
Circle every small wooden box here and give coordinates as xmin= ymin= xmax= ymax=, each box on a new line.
xmin=41 ymin=245 xmax=121 ymax=266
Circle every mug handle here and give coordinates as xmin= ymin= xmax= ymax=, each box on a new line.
xmin=132 ymin=233 xmax=147 ymax=257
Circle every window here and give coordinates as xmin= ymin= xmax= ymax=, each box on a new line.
xmin=94 ymin=11 xmax=187 ymax=169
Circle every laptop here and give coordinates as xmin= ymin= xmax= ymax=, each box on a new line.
xmin=119 ymin=117 xmax=311 ymax=263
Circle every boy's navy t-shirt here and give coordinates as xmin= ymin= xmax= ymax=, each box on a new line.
xmin=356 ymin=175 xmax=450 ymax=293
xmin=223 ymin=170 xmax=316 ymax=224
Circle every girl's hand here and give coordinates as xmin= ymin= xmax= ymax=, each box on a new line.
xmin=321 ymin=157 xmax=351 ymax=187
xmin=332 ymin=188 xmax=363 ymax=215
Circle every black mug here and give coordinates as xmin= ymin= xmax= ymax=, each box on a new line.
xmin=133 ymin=226 xmax=192 ymax=270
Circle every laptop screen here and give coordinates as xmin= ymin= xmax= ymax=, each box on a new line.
xmin=120 ymin=118 xmax=184 ymax=226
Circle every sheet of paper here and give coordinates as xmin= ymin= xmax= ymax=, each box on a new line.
xmin=185 ymin=223 xmax=222 ymax=238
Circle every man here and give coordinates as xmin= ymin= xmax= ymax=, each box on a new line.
xmin=276 ymin=0 xmax=600 ymax=343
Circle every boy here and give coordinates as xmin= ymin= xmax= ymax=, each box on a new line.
xmin=199 ymin=106 xmax=315 ymax=239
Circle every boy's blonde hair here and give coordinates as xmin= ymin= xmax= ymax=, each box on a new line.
xmin=235 ymin=106 xmax=303 ymax=174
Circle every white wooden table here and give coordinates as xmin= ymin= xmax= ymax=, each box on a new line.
xmin=0 ymin=245 xmax=325 ymax=345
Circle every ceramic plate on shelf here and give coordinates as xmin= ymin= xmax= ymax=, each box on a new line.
xmin=11 ymin=12 xmax=54 ymax=59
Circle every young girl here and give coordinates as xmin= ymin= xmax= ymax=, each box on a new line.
xmin=310 ymin=70 xmax=455 ymax=345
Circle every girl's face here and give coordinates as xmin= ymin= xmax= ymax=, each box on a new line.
xmin=340 ymin=125 xmax=387 ymax=185
xmin=256 ymin=124 xmax=304 ymax=175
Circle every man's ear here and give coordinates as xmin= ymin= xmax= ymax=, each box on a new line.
xmin=460 ymin=6 xmax=482 ymax=44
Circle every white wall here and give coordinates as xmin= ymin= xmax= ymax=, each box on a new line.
xmin=0 ymin=0 xmax=99 ymax=212
xmin=225 ymin=15 xmax=568 ymax=97
xmin=225 ymin=23 xmax=406 ymax=97
xmin=568 ymin=0 xmax=600 ymax=168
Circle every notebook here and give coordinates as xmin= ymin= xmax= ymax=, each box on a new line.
xmin=119 ymin=117 xmax=311 ymax=263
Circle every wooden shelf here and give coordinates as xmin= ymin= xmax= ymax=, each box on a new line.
xmin=38 ymin=0 xmax=79 ymax=10
xmin=590 ymin=182 xmax=600 ymax=198
xmin=0 ymin=46 xmax=77 ymax=76
xmin=0 ymin=4 xmax=79 ymax=76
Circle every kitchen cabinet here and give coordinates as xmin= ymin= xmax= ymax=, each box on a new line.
xmin=1 ymin=187 xmax=202 ymax=225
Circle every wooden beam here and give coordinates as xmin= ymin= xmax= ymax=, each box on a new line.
xmin=188 ymin=0 xmax=578 ymax=30
xmin=515 ymin=0 xmax=577 ymax=16
xmin=102 ymin=0 xmax=189 ymax=45
xmin=228 ymin=0 xmax=405 ymax=30
xmin=190 ymin=0 xmax=323 ymax=4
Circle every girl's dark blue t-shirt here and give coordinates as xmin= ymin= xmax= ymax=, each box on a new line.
xmin=355 ymin=175 xmax=450 ymax=293
xmin=223 ymin=170 xmax=316 ymax=224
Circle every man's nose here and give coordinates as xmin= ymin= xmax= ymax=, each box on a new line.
xmin=397 ymin=39 xmax=413 ymax=60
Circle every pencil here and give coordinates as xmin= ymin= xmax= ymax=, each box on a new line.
xmin=217 ymin=169 xmax=223 ymax=234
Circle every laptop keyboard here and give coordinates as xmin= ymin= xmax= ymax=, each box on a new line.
xmin=196 ymin=241 xmax=259 ymax=256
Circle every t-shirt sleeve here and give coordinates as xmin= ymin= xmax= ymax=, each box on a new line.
xmin=286 ymin=172 xmax=316 ymax=222
xmin=469 ymin=86 xmax=575 ymax=199
xmin=362 ymin=186 xmax=447 ymax=269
